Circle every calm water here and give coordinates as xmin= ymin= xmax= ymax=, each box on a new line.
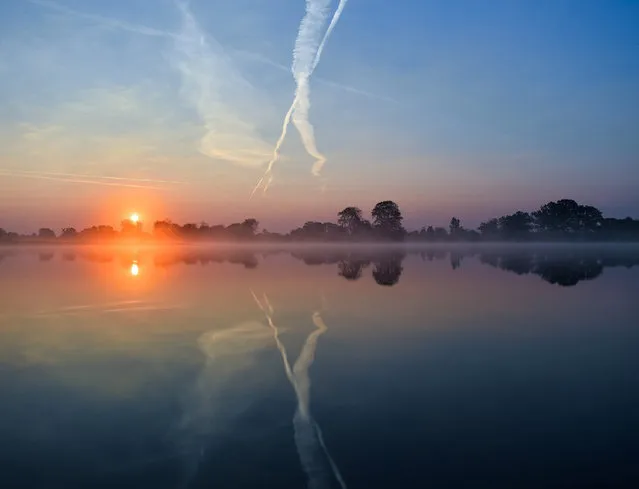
xmin=1 ymin=244 xmax=638 ymax=489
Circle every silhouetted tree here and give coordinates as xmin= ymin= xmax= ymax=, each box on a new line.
xmin=478 ymin=218 xmax=500 ymax=238
xmin=532 ymin=199 xmax=603 ymax=237
xmin=433 ymin=227 xmax=448 ymax=241
xmin=61 ymin=227 xmax=77 ymax=238
xmin=181 ymin=223 xmax=199 ymax=236
xmin=153 ymin=219 xmax=180 ymax=238
xmin=372 ymin=201 xmax=405 ymax=240
xmin=121 ymin=219 xmax=142 ymax=234
xmin=225 ymin=218 xmax=259 ymax=240
xmin=242 ymin=218 xmax=259 ymax=235
xmin=449 ymin=217 xmax=462 ymax=237
xmin=290 ymin=221 xmax=344 ymax=241
xmin=576 ymin=205 xmax=604 ymax=233
xmin=602 ymin=217 xmax=639 ymax=241
xmin=337 ymin=207 xmax=364 ymax=234
xmin=80 ymin=225 xmax=117 ymax=240
xmin=208 ymin=225 xmax=226 ymax=239
xmin=499 ymin=211 xmax=533 ymax=240
xmin=38 ymin=228 xmax=56 ymax=239
xmin=0 ymin=228 xmax=7 ymax=241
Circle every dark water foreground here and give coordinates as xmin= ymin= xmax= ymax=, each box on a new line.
xmin=0 ymin=244 xmax=638 ymax=488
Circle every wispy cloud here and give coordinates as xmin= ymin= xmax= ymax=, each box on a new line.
xmin=175 ymin=320 xmax=273 ymax=486
xmin=28 ymin=0 xmax=173 ymax=38
xmin=30 ymin=0 xmax=381 ymax=103
xmin=0 ymin=85 xmax=198 ymax=181
xmin=170 ymin=1 xmax=273 ymax=169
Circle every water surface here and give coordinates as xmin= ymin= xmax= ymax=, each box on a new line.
xmin=1 ymin=244 xmax=638 ymax=488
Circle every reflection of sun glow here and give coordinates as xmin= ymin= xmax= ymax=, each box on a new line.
xmin=130 ymin=261 xmax=139 ymax=277
xmin=130 ymin=213 xmax=140 ymax=223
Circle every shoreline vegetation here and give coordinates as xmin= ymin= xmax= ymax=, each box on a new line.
xmin=2 ymin=199 xmax=639 ymax=244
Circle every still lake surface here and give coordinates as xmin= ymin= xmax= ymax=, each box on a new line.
xmin=0 ymin=244 xmax=638 ymax=489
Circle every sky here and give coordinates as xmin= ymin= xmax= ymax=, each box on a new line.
xmin=0 ymin=0 xmax=638 ymax=232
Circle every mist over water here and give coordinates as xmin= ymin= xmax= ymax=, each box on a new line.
xmin=0 ymin=245 xmax=638 ymax=488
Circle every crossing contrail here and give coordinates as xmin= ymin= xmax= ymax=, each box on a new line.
xmin=252 ymin=0 xmax=349 ymax=196
xmin=252 ymin=291 xmax=347 ymax=488
xmin=30 ymin=0 xmax=382 ymax=103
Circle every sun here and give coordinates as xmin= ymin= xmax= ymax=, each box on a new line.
xmin=130 ymin=261 xmax=140 ymax=277
xmin=130 ymin=213 xmax=140 ymax=223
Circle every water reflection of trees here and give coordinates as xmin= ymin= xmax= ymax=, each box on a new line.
xmin=290 ymin=246 xmax=639 ymax=287
xmin=338 ymin=259 xmax=369 ymax=281
xmin=478 ymin=248 xmax=639 ymax=286
xmin=291 ymin=249 xmax=406 ymax=286
xmin=1 ymin=246 xmax=637 ymax=287
xmin=372 ymin=252 xmax=405 ymax=286
xmin=153 ymin=250 xmax=259 ymax=269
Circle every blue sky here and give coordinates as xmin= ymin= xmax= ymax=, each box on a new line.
xmin=0 ymin=0 xmax=638 ymax=231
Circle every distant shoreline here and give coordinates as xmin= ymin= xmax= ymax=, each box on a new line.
xmin=2 ymin=240 xmax=639 ymax=247
xmin=2 ymin=199 xmax=638 ymax=244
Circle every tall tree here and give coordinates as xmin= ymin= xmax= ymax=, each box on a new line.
xmin=498 ymin=211 xmax=533 ymax=239
xmin=337 ymin=207 xmax=364 ymax=235
xmin=449 ymin=217 xmax=462 ymax=236
xmin=61 ymin=227 xmax=77 ymax=238
xmin=478 ymin=218 xmax=499 ymax=237
xmin=533 ymin=199 xmax=603 ymax=235
xmin=372 ymin=201 xmax=405 ymax=240
xmin=242 ymin=218 xmax=259 ymax=235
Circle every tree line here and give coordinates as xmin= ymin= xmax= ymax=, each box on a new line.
xmin=1 ymin=199 xmax=638 ymax=243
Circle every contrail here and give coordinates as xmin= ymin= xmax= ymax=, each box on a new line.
xmin=1 ymin=169 xmax=186 ymax=185
xmin=32 ymin=300 xmax=144 ymax=316
xmin=31 ymin=301 xmax=185 ymax=317
xmin=0 ymin=170 xmax=163 ymax=189
xmin=31 ymin=0 xmax=380 ymax=104
xmin=252 ymin=292 xmax=347 ymax=488
xmin=225 ymin=48 xmax=396 ymax=104
xmin=171 ymin=1 xmax=274 ymax=169
xmin=253 ymin=0 xmax=349 ymax=195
